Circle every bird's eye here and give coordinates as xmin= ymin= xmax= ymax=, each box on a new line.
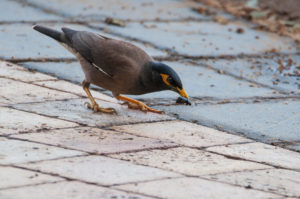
xmin=167 ymin=76 xmax=173 ymax=83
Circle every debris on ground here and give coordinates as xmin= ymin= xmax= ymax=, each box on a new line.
xmin=197 ymin=0 xmax=300 ymax=42
xmin=176 ymin=97 xmax=192 ymax=105
xmin=104 ymin=17 xmax=126 ymax=27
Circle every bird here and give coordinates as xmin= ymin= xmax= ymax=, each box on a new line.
xmin=33 ymin=25 xmax=189 ymax=114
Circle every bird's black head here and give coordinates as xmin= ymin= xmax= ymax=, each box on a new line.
xmin=150 ymin=62 xmax=188 ymax=99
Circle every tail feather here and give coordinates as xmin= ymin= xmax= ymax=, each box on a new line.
xmin=33 ymin=25 xmax=65 ymax=43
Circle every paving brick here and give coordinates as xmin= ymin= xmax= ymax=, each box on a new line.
xmin=109 ymin=147 xmax=271 ymax=176
xmin=202 ymin=56 xmax=300 ymax=94
xmin=0 ymin=166 xmax=62 ymax=190
xmin=24 ymin=0 xmax=207 ymax=20
xmin=285 ymin=142 xmax=300 ymax=152
xmin=0 ymin=78 xmax=77 ymax=105
xmin=21 ymin=62 xmax=86 ymax=84
xmin=157 ymin=99 xmax=300 ymax=147
xmin=115 ymin=177 xmax=282 ymax=199
xmin=0 ymin=0 xmax=62 ymax=22
xmin=13 ymin=98 xmax=173 ymax=127
xmin=0 ymin=107 xmax=78 ymax=135
xmin=92 ymin=21 xmax=297 ymax=56
xmin=0 ymin=61 xmax=56 ymax=82
xmin=0 ymin=137 xmax=84 ymax=165
xmin=11 ymin=127 xmax=178 ymax=154
xmin=207 ymin=142 xmax=300 ymax=170
xmin=19 ymin=155 xmax=181 ymax=185
xmin=34 ymin=80 xmax=118 ymax=103
xmin=203 ymin=169 xmax=300 ymax=197
xmin=0 ymin=181 xmax=153 ymax=199
xmin=111 ymin=121 xmax=251 ymax=148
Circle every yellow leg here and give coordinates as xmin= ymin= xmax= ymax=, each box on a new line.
xmin=117 ymin=95 xmax=163 ymax=114
xmin=82 ymin=81 xmax=116 ymax=114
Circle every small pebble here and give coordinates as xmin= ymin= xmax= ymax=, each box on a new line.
xmin=176 ymin=97 xmax=192 ymax=105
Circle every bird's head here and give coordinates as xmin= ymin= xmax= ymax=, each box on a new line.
xmin=151 ymin=62 xmax=189 ymax=99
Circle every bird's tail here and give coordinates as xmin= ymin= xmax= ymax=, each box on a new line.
xmin=33 ymin=25 xmax=66 ymax=43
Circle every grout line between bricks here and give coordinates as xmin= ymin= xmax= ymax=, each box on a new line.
xmin=0 ymin=180 xmax=66 ymax=191
xmin=206 ymin=149 xmax=300 ymax=173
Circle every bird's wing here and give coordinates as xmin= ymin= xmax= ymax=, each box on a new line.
xmin=63 ymin=29 xmax=152 ymax=78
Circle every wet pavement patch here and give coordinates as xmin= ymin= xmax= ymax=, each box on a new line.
xmin=12 ymin=98 xmax=173 ymax=127
xmin=201 ymin=56 xmax=300 ymax=94
xmin=21 ymin=0 xmax=209 ymax=21
xmin=0 ymin=0 xmax=62 ymax=22
xmin=155 ymin=99 xmax=300 ymax=149
xmin=91 ymin=21 xmax=298 ymax=56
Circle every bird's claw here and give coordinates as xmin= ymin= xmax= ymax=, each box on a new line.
xmin=84 ymin=102 xmax=117 ymax=114
xmin=127 ymin=101 xmax=163 ymax=114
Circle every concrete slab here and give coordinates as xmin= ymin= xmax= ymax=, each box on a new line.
xmin=23 ymin=0 xmax=208 ymax=20
xmin=207 ymin=142 xmax=300 ymax=170
xmin=109 ymin=147 xmax=271 ymax=176
xmin=202 ymin=56 xmax=300 ymax=94
xmin=91 ymin=21 xmax=298 ymax=56
xmin=111 ymin=120 xmax=251 ymax=148
xmin=0 ymin=78 xmax=77 ymax=105
xmin=20 ymin=62 xmax=85 ymax=84
xmin=0 ymin=181 xmax=154 ymax=199
xmin=154 ymin=99 xmax=300 ymax=145
xmin=0 ymin=61 xmax=56 ymax=82
xmin=115 ymin=177 xmax=282 ymax=199
xmin=20 ymin=155 xmax=181 ymax=185
xmin=0 ymin=0 xmax=62 ymax=22
xmin=204 ymin=169 xmax=300 ymax=198
xmin=0 ymin=166 xmax=62 ymax=190
xmin=21 ymin=61 xmax=281 ymax=100
xmin=0 ymin=107 xmax=78 ymax=135
xmin=11 ymin=127 xmax=178 ymax=154
xmin=285 ymin=142 xmax=300 ymax=152
xmin=33 ymin=80 xmax=118 ymax=103
xmin=13 ymin=98 xmax=173 ymax=127
xmin=0 ymin=22 xmax=166 ymax=60
xmin=0 ymin=137 xmax=84 ymax=165
xmin=0 ymin=23 xmax=74 ymax=60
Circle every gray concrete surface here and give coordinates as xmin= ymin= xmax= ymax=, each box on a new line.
xmin=1 ymin=0 xmax=300 ymax=198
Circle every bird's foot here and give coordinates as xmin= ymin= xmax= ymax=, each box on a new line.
xmin=84 ymin=102 xmax=117 ymax=114
xmin=126 ymin=101 xmax=164 ymax=114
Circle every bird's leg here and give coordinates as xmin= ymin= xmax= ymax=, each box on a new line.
xmin=116 ymin=95 xmax=163 ymax=114
xmin=82 ymin=80 xmax=116 ymax=114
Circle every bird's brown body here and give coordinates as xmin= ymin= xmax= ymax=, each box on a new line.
xmin=33 ymin=25 xmax=188 ymax=114
xmin=74 ymin=35 xmax=155 ymax=96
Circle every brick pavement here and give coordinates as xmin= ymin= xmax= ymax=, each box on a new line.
xmin=0 ymin=0 xmax=300 ymax=198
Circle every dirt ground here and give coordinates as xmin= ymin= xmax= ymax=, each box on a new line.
xmin=196 ymin=0 xmax=300 ymax=42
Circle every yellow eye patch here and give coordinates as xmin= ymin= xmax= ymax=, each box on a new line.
xmin=160 ymin=74 xmax=170 ymax=86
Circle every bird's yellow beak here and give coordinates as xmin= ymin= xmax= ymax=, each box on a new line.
xmin=177 ymin=87 xmax=189 ymax=99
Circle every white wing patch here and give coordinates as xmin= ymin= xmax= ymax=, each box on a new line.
xmin=92 ymin=63 xmax=112 ymax=78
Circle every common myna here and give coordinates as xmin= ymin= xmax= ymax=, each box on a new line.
xmin=33 ymin=25 xmax=189 ymax=114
